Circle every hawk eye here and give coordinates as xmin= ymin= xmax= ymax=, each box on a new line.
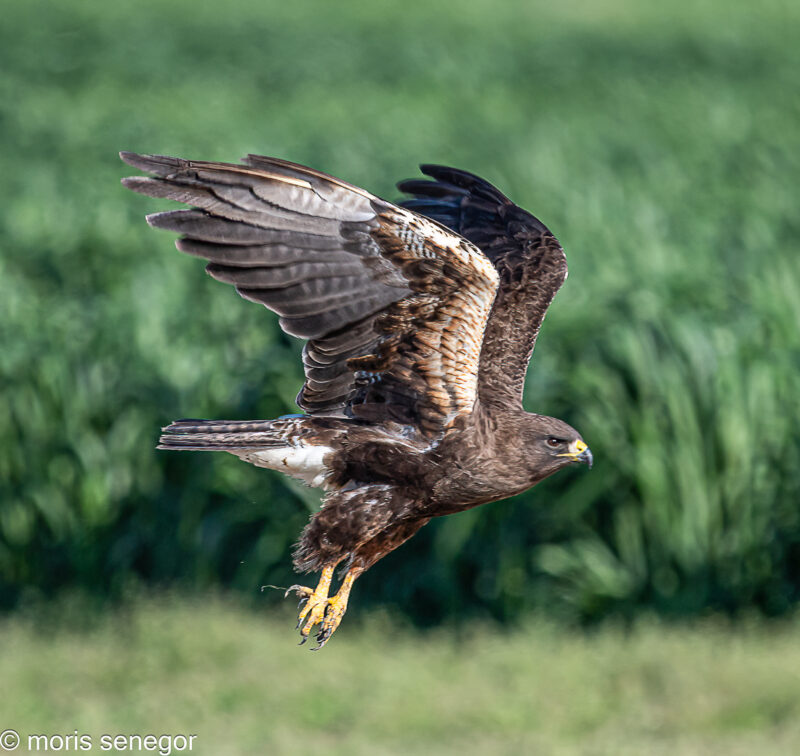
xmin=546 ymin=437 xmax=561 ymax=449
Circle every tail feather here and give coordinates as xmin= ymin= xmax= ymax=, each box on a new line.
xmin=158 ymin=418 xmax=300 ymax=451
xmin=158 ymin=415 xmax=337 ymax=489
xmin=163 ymin=418 xmax=283 ymax=433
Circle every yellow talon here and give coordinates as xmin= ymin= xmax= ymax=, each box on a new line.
xmin=314 ymin=570 xmax=357 ymax=650
xmin=285 ymin=566 xmax=359 ymax=649
xmin=286 ymin=565 xmax=334 ymax=644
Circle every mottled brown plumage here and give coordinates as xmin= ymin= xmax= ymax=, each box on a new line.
xmin=121 ymin=152 xmax=592 ymax=648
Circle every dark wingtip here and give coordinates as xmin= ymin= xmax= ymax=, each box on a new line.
xmin=419 ymin=163 xmax=447 ymax=175
xmin=119 ymin=152 xmax=186 ymax=176
xmin=120 ymin=175 xmax=153 ymax=192
xmin=419 ymin=163 xmax=476 ymax=182
xmin=420 ymin=163 xmax=485 ymax=186
xmin=416 ymin=164 xmax=513 ymax=205
xmin=119 ymin=150 xmax=147 ymax=168
xmin=144 ymin=211 xmax=165 ymax=228
xmin=396 ymin=177 xmax=468 ymax=199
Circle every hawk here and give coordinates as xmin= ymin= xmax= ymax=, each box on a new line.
xmin=121 ymin=152 xmax=593 ymax=648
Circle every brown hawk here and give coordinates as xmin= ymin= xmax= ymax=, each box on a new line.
xmin=121 ymin=152 xmax=592 ymax=648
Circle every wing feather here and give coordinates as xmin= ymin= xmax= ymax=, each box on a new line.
xmin=122 ymin=152 xmax=499 ymax=438
xmin=399 ymin=165 xmax=567 ymax=409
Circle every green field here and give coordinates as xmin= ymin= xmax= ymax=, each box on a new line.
xmin=2 ymin=0 xmax=800 ymax=751
xmin=2 ymin=0 xmax=799 ymax=621
xmin=3 ymin=595 xmax=800 ymax=755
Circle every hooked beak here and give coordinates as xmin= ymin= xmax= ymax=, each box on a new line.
xmin=558 ymin=439 xmax=593 ymax=469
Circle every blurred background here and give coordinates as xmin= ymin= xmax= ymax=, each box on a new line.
xmin=2 ymin=0 xmax=799 ymax=752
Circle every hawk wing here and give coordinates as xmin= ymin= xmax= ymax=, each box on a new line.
xmin=121 ymin=153 xmax=499 ymax=439
xmin=398 ymin=165 xmax=567 ymax=410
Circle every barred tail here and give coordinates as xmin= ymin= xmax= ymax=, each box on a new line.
xmin=158 ymin=417 xmax=304 ymax=451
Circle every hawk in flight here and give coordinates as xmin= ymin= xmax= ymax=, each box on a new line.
xmin=121 ymin=152 xmax=593 ymax=648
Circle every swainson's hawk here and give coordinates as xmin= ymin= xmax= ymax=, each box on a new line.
xmin=121 ymin=152 xmax=592 ymax=648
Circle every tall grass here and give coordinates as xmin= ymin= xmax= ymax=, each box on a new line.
xmin=1 ymin=0 xmax=799 ymax=620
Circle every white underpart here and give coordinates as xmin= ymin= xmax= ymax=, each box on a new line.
xmin=235 ymin=444 xmax=333 ymax=489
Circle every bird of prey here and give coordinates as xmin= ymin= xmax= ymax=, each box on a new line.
xmin=121 ymin=152 xmax=593 ymax=649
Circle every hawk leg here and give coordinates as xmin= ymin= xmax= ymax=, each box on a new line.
xmin=287 ymin=517 xmax=431 ymax=649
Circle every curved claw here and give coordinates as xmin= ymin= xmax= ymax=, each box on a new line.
xmin=284 ymin=565 xmax=357 ymax=650
xmin=283 ymin=566 xmax=335 ymax=645
xmin=298 ymin=594 xmax=330 ymax=640
xmin=313 ymin=593 xmax=349 ymax=649
xmin=285 ymin=584 xmax=313 ymax=626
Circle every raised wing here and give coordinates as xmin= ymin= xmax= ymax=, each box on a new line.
xmin=398 ymin=165 xmax=567 ymax=410
xmin=121 ymin=153 xmax=498 ymax=439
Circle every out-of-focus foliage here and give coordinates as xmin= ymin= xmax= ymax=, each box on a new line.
xmin=1 ymin=0 xmax=798 ymax=621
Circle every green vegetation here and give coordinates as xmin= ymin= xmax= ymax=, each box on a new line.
xmin=1 ymin=0 xmax=799 ymax=622
xmin=2 ymin=595 xmax=800 ymax=755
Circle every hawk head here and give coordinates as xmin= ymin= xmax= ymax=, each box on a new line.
xmin=521 ymin=414 xmax=593 ymax=483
